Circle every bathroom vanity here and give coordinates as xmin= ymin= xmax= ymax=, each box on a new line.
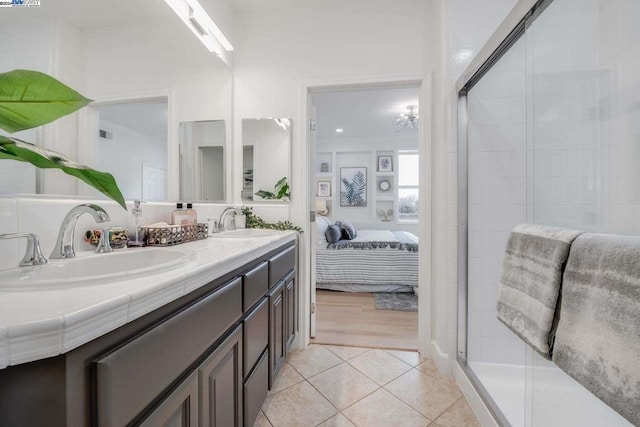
xmin=0 ymin=232 xmax=298 ymax=427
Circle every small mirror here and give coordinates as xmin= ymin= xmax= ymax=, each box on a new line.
xmin=179 ymin=121 xmax=226 ymax=202
xmin=242 ymin=118 xmax=291 ymax=202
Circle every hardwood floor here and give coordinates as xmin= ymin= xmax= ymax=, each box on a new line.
xmin=311 ymin=290 xmax=418 ymax=350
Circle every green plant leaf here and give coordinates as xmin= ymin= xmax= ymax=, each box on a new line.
xmin=0 ymin=69 xmax=92 ymax=133
xmin=0 ymin=136 xmax=126 ymax=210
xmin=255 ymin=189 xmax=275 ymax=199
xmin=275 ymin=176 xmax=287 ymax=189
xmin=275 ymin=182 xmax=289 ymax=199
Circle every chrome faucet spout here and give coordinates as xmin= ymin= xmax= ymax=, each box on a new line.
xmin=50 ymin=204 xmax=111 ymax=259
xmin=218 ymin=207 xmax=243 ymax=232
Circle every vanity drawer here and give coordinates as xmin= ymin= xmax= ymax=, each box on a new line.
xmin=269 ymin=246 xmax=295 ymax=288
xmin=243 ymin=261 xmax=268 ymax=311
xmin=94 ymin=277 xmax=242 ymax=427
xmin=243 ymin=297 xmax=269 ymax=378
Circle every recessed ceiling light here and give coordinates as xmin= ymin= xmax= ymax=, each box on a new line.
xmin=336 ymin=128 xmax=344 ymax=133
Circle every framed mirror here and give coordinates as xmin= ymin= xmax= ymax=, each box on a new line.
xmin=241 ymin=118 xmax=292 ymax=202
xmin=0 ymin=1 xmax=232 ymax=203
xmin=179 ymin=120 xmax=226 ymax=202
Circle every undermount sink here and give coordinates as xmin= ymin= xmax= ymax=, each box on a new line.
xmin=0 ymin=248 xmax=190 ymax=290
xmin=211 ymin=229 xmax=281 ymax=239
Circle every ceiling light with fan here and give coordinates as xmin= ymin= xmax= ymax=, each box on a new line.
xmin=391 ymin=105 xmax=419 ymax=131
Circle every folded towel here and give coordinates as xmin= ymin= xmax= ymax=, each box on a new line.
xmin=552 ymin=233 xmax=640 ymax=426
xmin=497 ymin=224 xmax=583 ymax=359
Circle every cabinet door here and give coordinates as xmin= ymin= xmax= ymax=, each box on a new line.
xmin=243 ymin=350 xmax=269 ymax=427
xmin=139 ymin=371 xmax=198 ymax=427
xmin=199 ymin=325 xmax=243 ymax=427
xmin=285 ymin=274 xmax=296 ymax=352
xmin=268 ymin=280 xmax=286 ymax=389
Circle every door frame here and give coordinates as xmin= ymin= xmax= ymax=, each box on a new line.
xmin=297 ymin=73 xmax=433 ymax=357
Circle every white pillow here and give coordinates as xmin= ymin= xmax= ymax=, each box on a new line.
xmin=315 ymin=216 xmax=331 ymax=244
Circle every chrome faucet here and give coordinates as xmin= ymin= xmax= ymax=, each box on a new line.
xmin=50 ymin=204 xmax=111 ymax=259
xmin=217 ymin=207 xmax=243 ymax=232
xmin=0 ymin=233 xmax=47 ymax=267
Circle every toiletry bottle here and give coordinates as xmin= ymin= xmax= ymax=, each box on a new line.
xmin=186 ymin=203 xmax=197 ymax=225
xmin=171 ymin=202 xmax=189 ymax=225
xmin=127 ymin=199 xmax=147 ymax=247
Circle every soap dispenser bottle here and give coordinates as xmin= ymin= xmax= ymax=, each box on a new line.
xmin=172 ymin=202 xmax=189 ymax=225
xmin=127 ymin=199 xmax=147 ymax=247
xmin=186 ymin=203 xmax=197 ymax=226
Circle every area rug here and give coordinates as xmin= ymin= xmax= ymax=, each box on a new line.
xmin=373 ymin=293 xmax=418 ymax=312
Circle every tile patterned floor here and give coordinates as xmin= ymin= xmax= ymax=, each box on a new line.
xmin=257 ymin=345 xmax=480 ymax=427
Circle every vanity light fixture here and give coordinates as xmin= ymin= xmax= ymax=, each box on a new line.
xmin=164 ymin=0 xmax=234 ymax=54
xmin=335 ymin=128 xmax=344 ymax=133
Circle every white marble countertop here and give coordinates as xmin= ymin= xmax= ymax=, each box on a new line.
xmin=0 ymin=231 xmax=297 ymax=369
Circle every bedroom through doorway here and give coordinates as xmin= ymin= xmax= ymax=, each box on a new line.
xmin=309 ymin=83 xmax=421 ymax=351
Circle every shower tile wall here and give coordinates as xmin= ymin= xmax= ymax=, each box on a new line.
xmin=529 ymin=0 xmax=602 ymax=231
xmin=598 ymin=0 xmax=640 ymax=234
xmin=466 ymin=36 xmax=527 ymax=365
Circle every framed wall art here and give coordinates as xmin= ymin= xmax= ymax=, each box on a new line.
xmin=340 ymin=167 xmax=367 ymax=207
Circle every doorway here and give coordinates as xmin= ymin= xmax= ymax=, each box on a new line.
xmin=307 ymin=83 xmax=422 ymax=351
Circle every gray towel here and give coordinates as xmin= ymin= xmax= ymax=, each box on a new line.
xmin=553 ymin=233 xmax=640 ymax=426
xmin=497 ymin=224 xmax=583 ymax=359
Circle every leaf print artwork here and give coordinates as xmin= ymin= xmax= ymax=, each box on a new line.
xmin=340 ymin=167 xmax=367 ymax=207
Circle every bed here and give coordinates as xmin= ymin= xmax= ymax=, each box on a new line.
xmin=315 ymin=216 xmax=419 ymax=293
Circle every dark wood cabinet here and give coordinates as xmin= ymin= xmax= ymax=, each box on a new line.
xmin=243 ymin=350 xmax=269 ymax=427
xmin=198 ymin=325 xmax=243 ymax=427
xmin=0 ymin=242 xmax=297 ymax=427
xmin=243 ymin=297 xmax=269 ymax=378
xmin=285 ymin=273 xmax=296 ymax=352
xmin=140 ymin=371 xmax=199 ymax=427
xmin=268 ymin=280 xmax=286 ymax=388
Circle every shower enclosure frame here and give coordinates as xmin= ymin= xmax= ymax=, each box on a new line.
xmin=456 ymin=0 xmax=553 ymax=424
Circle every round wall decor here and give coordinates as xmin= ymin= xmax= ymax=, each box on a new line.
xmin=379 ymin=179 xmax=391 ymax=191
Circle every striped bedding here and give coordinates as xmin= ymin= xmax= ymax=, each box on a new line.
xmin=315 ymin=218 xmax=419 ymax=290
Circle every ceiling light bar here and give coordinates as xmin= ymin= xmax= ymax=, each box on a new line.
xmin=164 ymin=0 xmax=234 ymax=53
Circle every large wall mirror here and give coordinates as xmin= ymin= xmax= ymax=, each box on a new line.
xmin=180 ymin=120 xmax=226 ymax=202
xmin=242 ymin=118 xmax=291 ymax=202
xmin=0 ymin=1 xmax=232 ymax=203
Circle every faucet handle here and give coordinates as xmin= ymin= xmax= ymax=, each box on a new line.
xmin=96 ymin=227 xmax=113 ymax=254
xmin=0 ymin=233 xmax=48 ymax=267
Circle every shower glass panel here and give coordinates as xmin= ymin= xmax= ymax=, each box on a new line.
xmin=527 ymin=0 xmax=636 ymax=425
xmin=466 ymin=34 xmax=528 ymax=427
xmin=461 ymin=0 xmax=640 ymax=425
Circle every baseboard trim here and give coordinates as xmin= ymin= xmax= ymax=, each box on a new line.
xmin=429 ymin=340 xmax=451 ymax=374
xmin=453 ymin=362 xmax=499 ymax=427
